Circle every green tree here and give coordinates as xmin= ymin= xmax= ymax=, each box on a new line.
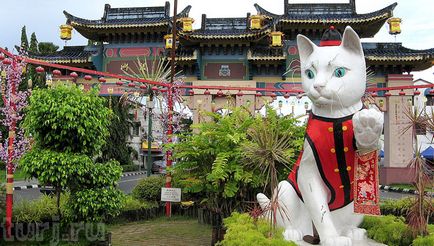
xmin=29 ymin=32 xmax=38 ymax=53
xmin=20 ymin=26 xmax=28 ymax=50
xmin=20 ymin=84 xmax=124 ymax=221
xmin=98 ymin=97 xmax=133 ymax=166
xmin=37 ymin=42 xmax=59 ymax=55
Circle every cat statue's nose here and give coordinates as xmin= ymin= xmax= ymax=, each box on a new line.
xmin=313 ymin=84 xmax=326 ymax=92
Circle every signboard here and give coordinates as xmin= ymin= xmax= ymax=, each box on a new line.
xmin=161 ymin=188 xmax=181 ymax=202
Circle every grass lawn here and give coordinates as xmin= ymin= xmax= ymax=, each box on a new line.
xmin=109 ymin=216 xmax=212 ymax=246
xmin=390 ymin=183 xmax=433 ymax=192
xmin=0 ymin=169 xmax=27 ymax=183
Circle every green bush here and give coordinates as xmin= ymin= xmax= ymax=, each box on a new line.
xmin=0 ymin=183 xmax=6 ymax=217
xmin=13 ymin=194 xmax=71 ymax=222
xmin=132 ymin=175 xmax=165 ymax=202
xmin=361 ymin=215 xmax=414 ymax=246
xmin=121 ymin=164 xmax=140 ymax=172
xmin=381 ymin=198 xmax=434 ymax=223
xmin=218 ymin=212 xmax=296 ymax=246
xmin=123 ymin=195 xmax=158 ymax=211
xmin=68 ymin=187 xmax=125 ymax=222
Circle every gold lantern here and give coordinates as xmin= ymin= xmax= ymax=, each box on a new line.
xmin=250 ymin=15 xmax=264 ymax=30
xmin=60 ymin=24 xmax=73 ymax=40
xmin=270 ymin=31 xmax=283 ymax=47
xmin=180 ymin=17 xmax=194 ymax=32
xmin=387 ymin=18 xmax=402 ymax=35
xmin=164 ymin=34 xmax=174 ymax=49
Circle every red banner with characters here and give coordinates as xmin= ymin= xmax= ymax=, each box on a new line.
xmin=353 ymin=150 xmax=381 ymax=215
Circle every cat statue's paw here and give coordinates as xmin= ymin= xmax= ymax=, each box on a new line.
xmin=353 ymin=108 xmax=383 ymax=150
xmin=322 ymin=236 xmax=352 ymax=246
xmin=343 ymin=228 xmax=367 ymax=241
xmin=283 ymin=228 xmax=303 ymax=241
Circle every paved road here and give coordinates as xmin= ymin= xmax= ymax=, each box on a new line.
xmin=12 ymin=173 xmax=148 ymax=203
xmin=11 ymin=174 xmax=414 ymax=203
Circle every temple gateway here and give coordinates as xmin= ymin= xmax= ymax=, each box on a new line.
xmin=33 ymin=0 xmax=434 ymax=184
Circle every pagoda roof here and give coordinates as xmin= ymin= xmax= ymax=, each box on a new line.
xmin=64 ymin=2 xmax=191 ymax=41
xmin=254 ymin=2 xmax=397 ymax=38
xmin=165 ymin=48 xmax=197 ymax=62
xmin=363 ymin=43 xmax=434 ymax=71
xmin=30 ymin=46 xmax=95 ymax=64
xmin=180 ymin=16 xmax=271 ymax=41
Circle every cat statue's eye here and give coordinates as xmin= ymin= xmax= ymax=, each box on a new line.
xmin=305 ymin=69 xmax=315 ymax=79
xmin=334 ymin=67 xmax=346 ymax=78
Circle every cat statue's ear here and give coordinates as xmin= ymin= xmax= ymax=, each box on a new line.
xmin=297 ymin=34 xmax=317 ymax=62
xmin=341 ymin=26 xmax=364 ymax=56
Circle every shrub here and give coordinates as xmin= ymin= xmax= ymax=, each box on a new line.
xmin=68 ymin=187 xmax=125 ymax=222
xmin=121 ymin=164 xmax=140 ymax=172
xmin=0 ymin=183 xmax=6 ymax=217
xmin=218 ymin=212 xmax=296 ymax=246
xmin=123 ymin=195 xmax=158 ymax=211
xmin=132 ymin=175 xmax=165 ymax=202
xmin=13 ymin=194 xmax=71 ymax=223
xmin=361 ymin=215 xmax=414 ymax=246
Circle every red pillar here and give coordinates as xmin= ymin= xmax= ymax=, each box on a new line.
xmin=5 ymin=60 xmax=17 ymax=238
xmin=166 ymin=0 xmax=178 ymax=217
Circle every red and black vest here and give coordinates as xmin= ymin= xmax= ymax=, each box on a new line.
xmin=288 ymin=113 xmax=356 ymax=211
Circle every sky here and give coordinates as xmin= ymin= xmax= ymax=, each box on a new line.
xmin=0 ymin=0 xmax=433 ymax=83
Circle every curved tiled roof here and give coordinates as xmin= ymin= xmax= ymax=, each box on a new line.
xmin=180 ymin=17 xmax=271 ymax=40
xmin=254 ymin=2 xmax=397 ymax=38
xmin=364 ymin=43 xmax=434 ymax=61
xmin=30 ymin=46 xmax=95 ymax=64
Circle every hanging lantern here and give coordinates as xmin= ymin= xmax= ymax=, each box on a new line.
xmin=217 ymin=90 xmax=224 ymax=97
xmin=180 ymin=17 xmax=194 ymax=32
xmin=70 ymin=72 xmax=78 ymax=78
xmin=140 ymin=85 xmax=147 ymax=89
xmin=387 ymin=18 xmax=402 ymax=35
xmin=256 ymin=92 xmax=262 ymax=97
xmin=151 ymin=86 xmax=159 ymax=91
xmin=284 ymin=92 xmax=290 ymax=99
xmin=204 ymin=89 xmax=211 ymax=95
xmin=189 ymin=90 xmax=194 ymax=95
xmin=237 ymin=90 xmax=243 ymax=97
xmin=250 ymin=15 xmax=264 ymax=30
xmin=399 ymin=90 xmax=405 ymax=96
xmin=35 ymin=66 xmax=45 ymax=74
xmin=270 ymin=31 xmax=283 ymax=47
xmin=98 ymin=77 xmax=106 ymax=83
xmin=384 ymin=91 xmax=392 ymax=97
xmin=371 ymin=92 xmax=377 ymax=97
xmin=429 ymin=88 xmax=434 ymax=94
xmin=60 ymin=24 xmax=73 ymax=40
xmin=2 ymin=58 xmax=12 ymax=65
xmin=414 ymin=90 xmax=421 ymax=95
xmin=128 ymin=83 xmax=135 ymax=87
xmin=164 ymin=34 xmax=174 ymax=49
xmin=270 ymin=92 xmax=277 ymax=98
xmin=84 ymin=75 xmax=92 ymax=81
xmin=52 ymin=69 xmax=62 ymax=76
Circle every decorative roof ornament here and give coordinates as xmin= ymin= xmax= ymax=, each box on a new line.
xmin=319 ymin=26 xmax=342 ymax=47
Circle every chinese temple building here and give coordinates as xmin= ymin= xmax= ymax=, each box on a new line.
xmin=34 ymin=0 xmax=434 ymax=184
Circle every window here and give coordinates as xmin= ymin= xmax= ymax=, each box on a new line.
xmin=131 ymin=123 xmax=140 ymax=136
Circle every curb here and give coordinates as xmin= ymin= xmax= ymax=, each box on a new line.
xmin=379 ymin=185 xmax=434 ymax=197
xmin=12 ymin=171 xmax=148 ymax=191
xmin=121 ymin=171 xmax=147 ymax=177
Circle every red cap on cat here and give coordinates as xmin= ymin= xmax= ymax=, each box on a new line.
xmin=319 ymin=26 xmax=342 ymax=46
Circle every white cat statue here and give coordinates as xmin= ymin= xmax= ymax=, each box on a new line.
xmin=257 ymin=26 xmax=384 ymax=246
